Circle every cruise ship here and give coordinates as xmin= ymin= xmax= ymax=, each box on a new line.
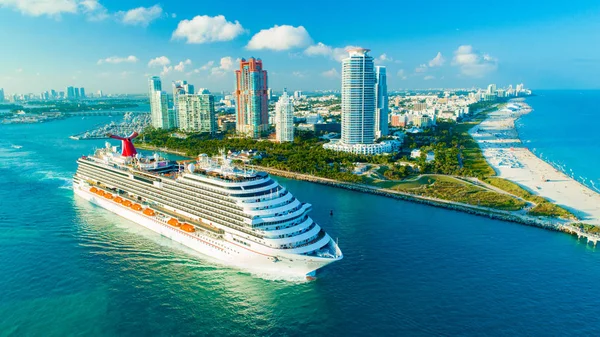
xmin=73 ymin=133 xmax=343 ymax=278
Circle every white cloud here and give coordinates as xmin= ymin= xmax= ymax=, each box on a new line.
xmin=148 ymin=56 xmax=170 ymax=67
xmin=415 ymin=64 xmax=427 ymax=73
xmin=80 ymin=0 xmax=108 ymax=21
xmin=0 ymin=0 xmax=110 ymax=20
xmin=321 ymin=68 xmax=339 ymax=78
xmin=292 ymin=71 xmax=307 ymax=78
xmin=172 ymin=15 xmax=244 ymax=44
xmin=210 ymin=56 xmax=236 ymax=76
xmin=428 ymin=52 xmax=445 ymax=67
xmin=375 ymin=53 xmax=393 ymax=64
xmin=173 ymin=59 xmax=192 ymax=72
xmin=452 ymin=45 xmax=498 ymax=77
xmin=424 ymin=75 xmax=435 ymax=80
xmin=198 ymin=61 xmax=215 ymax=71
xmin=15 ymin=68 xmax=23 ymax=73
xmin=304 ymin=43 xmax=362 ymax=62
xmin=219 ymin=56 xmax=234 ymax=71
xmin=397 ymin=69 xmax=407 ymax=80
xmin=0 ymin=0 xmax=78 ymax=17
xmin=304 ymin=42 xmax=332 ymax=56
xmin=117 ymin=4 xmax=162 ymax=27
xmin=97 ymin=55 xmax=138 ymax=65
xmin=246 ymin=25 xmax=312 ymax=51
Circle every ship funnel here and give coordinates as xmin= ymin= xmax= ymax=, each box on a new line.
xmin=107 ymin=132 xmax=139 ymax=157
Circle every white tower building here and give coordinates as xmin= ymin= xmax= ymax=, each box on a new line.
xmin=178 ymin=93 xmax=217 ymax=135
xmin=375 ymin=66 xmax=389 ymax=138
xmin=275 ymin=89 xmax=294 ymax=143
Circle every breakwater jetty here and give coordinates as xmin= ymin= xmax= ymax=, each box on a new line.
xmin=249 ymin=165 xmax=600 ymax=246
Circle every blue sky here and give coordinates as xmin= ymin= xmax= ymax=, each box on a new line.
xmin=0 ymin=0 xmax=599 ymax=94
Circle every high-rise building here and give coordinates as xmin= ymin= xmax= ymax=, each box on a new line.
xmin=234 ymin=57 xmax=269 ymax=138
xmin=66 ymin=86 xmax=76 ymax=100
xmin=97 ymin=90 xmax=104 ymax=98
xmin=375 ymin=66 xmax=389 ymax=138
xmin=149 ymin=76 xmax=162 ymax=93
xmin=267 ymin=88 xmax=273 ymax=101
xmin=0 ymin=88 xmax=4 ymax=103
xmin=73 ymin=87 xmax=80 ymax=99
xmin=341 ymin=48 xmax=376 ymax=145
xmin=275 ymin=89 xmax=294 ymax=143
xmin=293 ymin=90 xmax=303 ymax=100
xmin=172 ymin=80 xmax=194 ymax=127
xmin=324 ymin=48 xmax=396 ymax=155
xmin=79 ymin=88 xmax=86 ymax=99
xmin=148 ymin=76 xmax=175 ymax=129
xmin=177 ymin=93 xmax=217 ymax=134
xmin=487 ymin=84 xmax=497 ymax=94
xmin=150 ymin=91 xmax=173 ymax=129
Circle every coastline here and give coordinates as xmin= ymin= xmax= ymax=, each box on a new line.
xmin=135 ymin=117 xmax=600 ymax=244
xmin=470 ymin=99 xmax=600 ymax=226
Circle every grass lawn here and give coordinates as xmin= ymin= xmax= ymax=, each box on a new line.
xmin=370 ymin=175 xmax=526 ymax=211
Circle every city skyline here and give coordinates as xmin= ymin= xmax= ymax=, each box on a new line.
xmin=0 ymin=0 xmax=599 ymax=94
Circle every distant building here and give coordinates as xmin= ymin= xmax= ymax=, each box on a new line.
xmin=177 ymin=93 xmax=216 ymax=134
xmin=391 ymin=114 xmax=407 ymax=127
xmin=275 ymin=89 xmax=294 ymax=142
xmin=235 ymin=57 xmax=269 ymax=138
xmin=375 ymin=66 xmax=389 ymax=138
xmin=79 ymin=88 xmax=86 ymax=99
xmin=293 ymin=90 xmax=303 ymax=100
xmin=66 ymin=86 xmax=76 ymax=100
xmin=172 ymin=80 xmax=194 ymax=127
xmin=148 ymin=76 xmax=162 ymax=93
xmin=149 ymin=76 xmax=174 ymax=129
xmin=487 ymin=84 xmax=497 ymax=94
xmin=150 ymin=91 xmax=173 ymax=129
xmin=413 ymin=102 xmax=427 ymax=111
xmin=97 ymin=90 xmax=104 ymax=98
xmin=0 ymin=88 xmax=4 ymax=103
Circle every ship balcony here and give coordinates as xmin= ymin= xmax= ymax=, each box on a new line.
xmin=278 ymin=230 xmax=334 ymax=255
xmin=244 ymin=197 xmax=298 ymax=217
xmin=250 ymin=202 xmax=310 ymax=225
xmin=260 ymin=217 xmax=313 ymax=237
xmin=267 ymin=224 xmax=321 ymax=248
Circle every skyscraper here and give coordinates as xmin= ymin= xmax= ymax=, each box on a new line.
xmin=150 ymin=91 xmax=173 ymax=129
xmin=341 ymin=48 xmax=375 ymax=145
xmin=149 ymin=76 xmax=174 ymax=129
xmin=275 ymin=89 xmax=294 ymax=143
xmin=172 ymin=80 xmax=194 ymax=128
xmin=375 ymin=66 xmax=389 ymax=138
xmin=74 ymin=87 xmax=80 ymax=100
xmin=178 ymin=93 xmax=217 ymax=134
xmin=0 ymin=88 xmax=4 ymax=103
xmin=79 ymin=88 xmax=86 ymax=99
xmin=149 ymin=76 xmax=162 ymax=93
xmin=324 ymin=48 xmax=396 ymax=155
xmin=66 ymin=86 xmax=76 ymax=100
xmin=234 ymin=57 xmax=268 ymax=138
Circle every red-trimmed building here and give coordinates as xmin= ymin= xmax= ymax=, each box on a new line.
xmin=235 ymin=58 xmax=269 ymax=138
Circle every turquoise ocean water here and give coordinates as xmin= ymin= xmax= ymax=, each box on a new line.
xmin=2 ymin=92 xmax=600 ymax=336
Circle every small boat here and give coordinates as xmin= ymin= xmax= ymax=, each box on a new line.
xmin=11 ymin=145 xmax=22 ymax=149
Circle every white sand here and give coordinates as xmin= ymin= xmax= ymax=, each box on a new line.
xmin=470 ymin=102 xmax=600 ymax=225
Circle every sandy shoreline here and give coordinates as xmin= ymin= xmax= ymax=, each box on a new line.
xmin=470 ymin=100 xmax=600 ymax=226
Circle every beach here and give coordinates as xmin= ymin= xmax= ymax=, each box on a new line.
xmin=470 ymin=101 xmax=600 ymax=226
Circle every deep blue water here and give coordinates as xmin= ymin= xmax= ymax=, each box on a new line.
xmin=518 ymin=90 xmax=600 ymax=192
xmin=2 ymin=100 xmax=600 ymax=336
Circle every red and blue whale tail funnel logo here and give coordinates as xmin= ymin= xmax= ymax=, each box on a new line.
xmin=107 ymin=132 xmax=139 ymax=157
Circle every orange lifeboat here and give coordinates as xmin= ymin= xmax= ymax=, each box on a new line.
xmin=104 ymin=193 xmax=113 ymax=200
xmin=122 ymin=200 xmax=133 ymax=207
xmin=167 ymin=218 xmax=180 ymax=227
xmin=131 ymin=204 xmax=143 ymax=211
xmin=97 ymin=190 xmax=105 ymax=197
xmin=113 ymin=196 xmax=123 ymax=203
xmin=89 ymin=187 xmax=98 ymax=193
xmin=143 ymin=208 xmax=156 ymax=216
xmin=180 ymin=224 xmax=195 ymax=233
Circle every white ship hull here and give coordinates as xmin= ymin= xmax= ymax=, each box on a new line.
xmin=74 ymin=184 xmax=336 ymax=278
